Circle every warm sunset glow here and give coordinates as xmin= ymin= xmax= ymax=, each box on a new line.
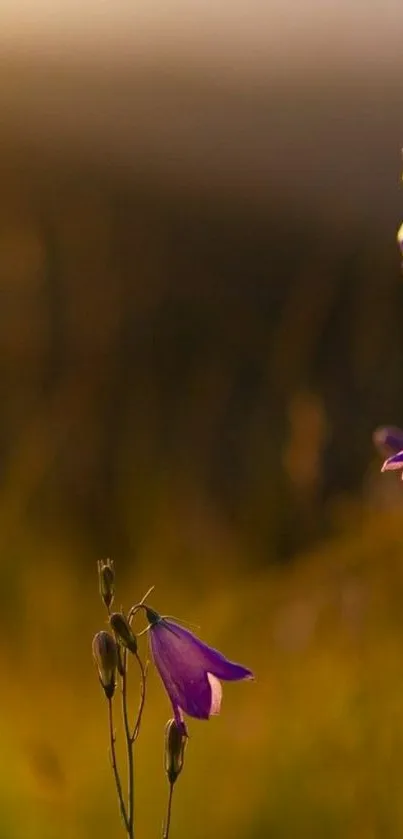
xmin=0 ymin=0 xmax=402 ymax=74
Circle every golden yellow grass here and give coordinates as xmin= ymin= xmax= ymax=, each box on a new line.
xmin=0 ymin=506 xmax=403 ymax=837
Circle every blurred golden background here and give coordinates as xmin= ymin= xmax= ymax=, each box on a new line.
xmin=1 ymin=2 xmax=403 ymax=836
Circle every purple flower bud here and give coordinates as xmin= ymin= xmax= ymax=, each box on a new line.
xmin=164 ymin=719 xmax=187 ymax=785
xmin=92 ymin=631 xmax=118 ymax=699
xmin=397 ymin=222 xmax=403 ymax=257
xmin=97 ymin=558 xmax=115 ymax=610
xmin=110 ymin=612 xmax=138 ymax=655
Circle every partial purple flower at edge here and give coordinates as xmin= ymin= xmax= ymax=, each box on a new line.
xmin=381 ymin=449 xmax=403 ymax=477
xmin=373 ymin=426 xmax=403 ymax=477
xmin=373 ymin=426 xmax=403 ymax=458
xmin=145 ymin=606 xmax=253 ymax=734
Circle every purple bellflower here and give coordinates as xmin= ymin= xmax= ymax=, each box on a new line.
xmin=145 ymin=606 xmax=253 ymax=734
xmin=374 ymin=426 xmax=403 ymax=477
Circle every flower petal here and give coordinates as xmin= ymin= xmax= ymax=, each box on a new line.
xmin=381 ymin=450 xmax=403 ymax=471
xmin=157 ymin=620 xmax=254 ymax=683
xmin=150 ymin=629 xmax=214 ymax=719
xmin=207 ymin=673 xmax=222 ymax=715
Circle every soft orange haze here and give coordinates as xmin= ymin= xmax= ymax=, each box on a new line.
xmin=1 ymin=0 xmax=402 ymax=229
xmin=1 ymin=0 xmax=402 ymax=76
xmin=0 ymin=2 xmax=403 ymax=837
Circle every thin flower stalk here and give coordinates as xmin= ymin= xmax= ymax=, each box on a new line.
xmin=107 ymin=697 xmax=130 ymax=835
xmin=132 ymin=654 xmax=148 ymax=742
xmin=163 ymin=783 xmax=174 ymax=839
xmin=120 ymin=649 xmax=135 ymax=839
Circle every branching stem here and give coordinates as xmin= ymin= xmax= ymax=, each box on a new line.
xmin=132 ymin=654 xmax=148 ymax=742
xmin=121 ymin=650 xmax=135 ymax=838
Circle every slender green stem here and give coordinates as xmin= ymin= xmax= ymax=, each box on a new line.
xmin=107 ymin=599 xmax=147 ymax=838
xmin=107 ymin=698 xmax=130 ymax=835
xmin=163 ymin=783 xmax=174 ymax=839
xmin=121 ymin=649 xmax=134 ymax=839
xmin=131 ymin=654 xmax=148 ymax=742
xmin=128 ymin=586 xmax=155 ymax=623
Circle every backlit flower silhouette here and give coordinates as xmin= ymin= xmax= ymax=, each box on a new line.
xmin=145 ymin=606 xmax=253 ymax=733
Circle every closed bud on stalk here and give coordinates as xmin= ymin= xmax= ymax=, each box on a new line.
xmin=97 ymin=558 xmax=115 ymax=609
xmin=164 ymin=719 xmax=187 ymax=785
xmin=110 ymin=612 xmax=138 ymax=654
xmin=92 ymin=630 xmax=118 ymax=699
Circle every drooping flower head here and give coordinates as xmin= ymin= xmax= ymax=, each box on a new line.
xmin=144 ymin=606 xmax=253 ymax=734
xmin=374 ymin=425 xmax=403 ymax=477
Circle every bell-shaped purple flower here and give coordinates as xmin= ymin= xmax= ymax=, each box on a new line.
xmin=145 ymin=607 xmax=253 ymax=733
xmin=374 ymin=426 xmax=403 ymax=478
